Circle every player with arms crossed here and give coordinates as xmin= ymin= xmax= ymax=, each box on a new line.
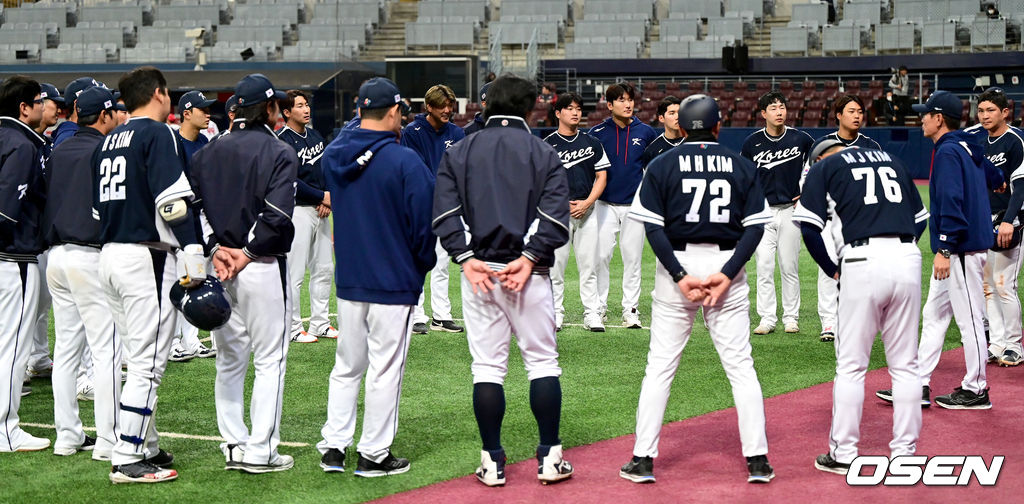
xmin=95 ymin=66 xmax=207 ymax=483
xmin=794 ymin=141 xmax=929 ymax=475
xmin=741 ymin=91 xmax=814 ymax=335
xmin=544 ymin=91 xmax=609 ymax=331
xmin=621 ymin=94 xmax=774 ymax=484
xmin=190 ymin=73 xmax=297 ymax=474
xmin=434 ymin=74 xmax=573 ymax=487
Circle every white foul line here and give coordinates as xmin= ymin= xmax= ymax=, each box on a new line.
xmin=19 ymin=422 xmax=310 ymax=448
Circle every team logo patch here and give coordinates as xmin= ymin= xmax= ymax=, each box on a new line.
xmin=501 ymin=119 xmax=509 ymax=126
xmin=363 ymin=98 xmax=371 ymax=106
xmin=394 ymin=93 xmax=401 ymax=103
xmin=104 ymin=100 xmax=112 ymax=108
xmin=693 ymin=120 xmax=704 ymax=129
xmin=41 ymin=92 xmax=48 ymax=98
xmin=700 ymin=143 xmax=708 ymax=149
xmin=265 ymin=89 xmax=274 ymax=98
xmin=185 ymin=101 xmax=192 ymax=109
xmin=632 ymin=138 xmax=642 ymax=146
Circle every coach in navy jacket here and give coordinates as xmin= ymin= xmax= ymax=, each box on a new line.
xmin=323 ymin=87 xmax=436 ymax=305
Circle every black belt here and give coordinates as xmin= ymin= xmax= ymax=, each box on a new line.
xmin=848 ymin=235 xmax=914 ymax=248
xmin=671 ymin=239 xmax=736 ymax=251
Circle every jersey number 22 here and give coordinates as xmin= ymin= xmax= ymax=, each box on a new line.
xmin=99 ymin=156 xmax=127 ymax=202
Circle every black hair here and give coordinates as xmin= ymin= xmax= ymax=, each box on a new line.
xmin=605 ymin=83 xmax=636 ymax=103
xmin=899 ymin=65 xmax=908 ymax=72
xmin=931 ymin=111 xmax=961 ymax=131
xmin=833 ymin=95 xmax=865 ymax=116
xmin=236 ymin=101 xmax=273 ymax=129
xmin=281 ymin=89 xmax=311 ymax=112
xmin=757 ymin=91 xmax=786 ymax=112
xmin=117 ymin=66 xmax=167 ymax=113
xmin=360 ymin=104 xmax=397 ymax=121
xmin=77 ymin=110 xmax=113 ymax=127
xmin=0 ymin=75 xmax=41 ymax=118
xmin=552 ymin=92 xmax=583 ymax=112
xmin=656 ymin=96 xmax=681 ymax=118
xmin=483 ymin=74 xmax=538 ymax=120
xmin=978 ymin=88 xmax=1009 ymax=111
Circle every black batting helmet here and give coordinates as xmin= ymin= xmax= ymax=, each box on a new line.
xmin=170 ymin=277 xmax=231 ymax=331
xmin=678 ymin=94 xmax=720 ymax=131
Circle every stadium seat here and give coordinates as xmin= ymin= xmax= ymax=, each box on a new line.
xmin=730 ymin=109 xmax=752 ymax=127
xmin=802 ymin=108 xmax=823 ymax=127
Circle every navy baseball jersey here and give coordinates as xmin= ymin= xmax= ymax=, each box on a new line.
xmin=94 ymin=117 xmax=194 ymax=247
xmin=544 ymin=131 xmax=610 ymax=200
xmin=631 ymin=141 xmax=771 ymax=244
xmin=813 ymin=131 xmax=881 ymax=151
xmin=967 ymin=124 xmax=1024 ymax=213
xmin=277 ymin=125 xmax=327 ymax=206
xmin=741 ymin=126 xmax=814 ymax=205
xmin=642 ymin=133 xmax=684 ymax=167
xmin=176 ymin=129 xmax=209 ymax=163
xmin=794 ymin=147 xmax=928 ymax=243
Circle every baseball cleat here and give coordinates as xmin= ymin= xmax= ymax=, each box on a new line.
xmin=411 ymin=322 xmax=429 ymax=334
xmin=746 ymin=455 xmax=775 ymax=483
xmin=224 ymin=444 xmax=245 ymax=471
xmin=814 ymin=453 xmax=850 ymax=475
xmin=819 ymin=331 xmax=835 ymax=342
xmin=26 ymin=365 xmax=53 ymax=379
xmin=431 ymin=319 xmax=464 ymax=333
xmin=988 ymin=350 xmax=1000 ymax=363
xmin=623 ymin=309 xmax=643 ymax=329
xmin=583 ymin=313 xmax=605 ymax=332
xmin=109 ymin=461 xmax=178 ymax=484
xmin=93 ymin=450 xmax=112 ymax=462
xmin=318 ymin=326 xmax=340 ymax=339
xmin=146 ymin=449 xmax=174 ymax=468
xmin=354 ymin=451 xmax=410 ymax=477
xmin=77 ymin=383 xmax=95 ymax=401
xmin=21 ymin=385 xmax=31 ymax=397
xmin=619 ymin=456 xmax=655 ymax=483
xmin=999 ymin=350 xmax=1021 ymax=367
xmin=935 ymin=387 xmax=992 ymax=409
xmin=874 ymin=386 xmax=931 ymax=407
xmin=537 ymin=444 xmax=573 ymax=484
xmin=54 ymin=435 xmax=96 ymax=456
xmin=753 ymin=323 xmax=775 ymax=335
xmin=239 ymin=454 xmax=294 ymax=474
xmin=320 ymin=448 xmax=346 ymax=473
xmin=784 ymin=322 xmax=799 ymax=333
xmin=169 ymin=345 xmax=196 ymax=362
xmin=476 ymin=449 xmax=506 ymax=487
xmin=290 ymin=330 xmax=318 ymax=343
xmin=195 ymin=345 xmax=216 ymax=358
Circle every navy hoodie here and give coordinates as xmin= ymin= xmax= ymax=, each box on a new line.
xmin=929 ymin=130 xmax=1005 ymax=253
xmin=588 ymin=116 xmax=657 ymax=204
xmin=322 ymin=127 xmax=437 ymax=305
xmin=51 ymin=120 xmax=79 ymax=147
xmin=400 ymin=113 xmax=465 ymax=175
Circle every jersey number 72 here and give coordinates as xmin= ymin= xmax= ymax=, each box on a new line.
xmin=682 ymin=179 xmax=731 ymax=223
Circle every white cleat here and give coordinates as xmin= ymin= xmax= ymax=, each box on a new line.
xmin=537 ymin=444 xmax=573 ymax=484
xmin=753 ymin=323 xmax=775 ymax=335
xmin=784 ymin=322 xmax=799 ymax=333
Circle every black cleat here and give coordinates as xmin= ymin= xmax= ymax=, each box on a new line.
xmin=109 ymin=461 xmax=177 ymax=484
xmin=145 ymin=449 xmax=174 ymax=468
xmin=746 ymin=454 xmax=775 ymax=483
xmin=431 ymin=319 xmax=464 ymax=333
xmin=619 ymin=456 xmax=655 ymax=483
xmin=320 ymin=448 xmax=346 ymax=473
xmin=814 ymin=453 xmax=851 ymax=475
xmin=935 ymin=387 xmax=992 ymax=409
xmin=354 ymin=451 xmax=410 ymax=477
xmin=412 ymin=323 xmax=429 ymax=335
xmin=875 ymin=386 xmax=931 ymax=407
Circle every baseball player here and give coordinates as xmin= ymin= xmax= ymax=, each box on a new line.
xmin=36 ymin=83 xmax=62 ymax=139
xmin=621 ymin=94 xmax=774 ymax=485
xmin=169 ymin=89 xmax=217 ymax=361
xmin=401 ymin=84 xmax=466 ymax=334
xmin=641 ymin=96 xmax=683 ymax=166
xmin=114 ymin=99 xmax=128 ymax=126
xmin=589 ymin=83 xmax=657 ymax=328
xmin=190 ymin=73 xmax=297 ymax=474
xmin=317 ymin=77 xmax=432 ymax=477
xmin=210 ymin=95 xmax=237 ymax=141
xmin=0 ymin=75 xmax=50 ymax=453
xmin=278 ymin=89 xmax=335 ymax=343
xmin=463 ymin=82 xmax=489 ymax=136
xmin=433 ymin=74 xmax=573 ymax=487
xmin=544 ymin=92 xmax=609 ymax=331
xmin=51 ymin=77 xmax=99 ymax=147
xmin=741 ymin=91 xmax=814 ymax=335
xmin=807 ymin=95 xmax=882 ymax=340
xmin=970 ymin=87 xmax=1024 ymax=366
xmin=795 ymin=141 xmax=929 ymax=475
xmin=43 ymin=86 xmax=123 ymax=458
xmin=95 ymin=66 xmax=206 ymax=483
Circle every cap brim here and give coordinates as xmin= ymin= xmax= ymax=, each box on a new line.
xmin=399 ymin=101 xmax=411 ymax=115
xmin=50 ymin=96 xmax=66 ymax=104
xmin=198 ymin=98 xmax=217 ymax=109
xmin=273 ymin=89 xmax=287 ymax=100
xmin=911 ymin=103 xmax=930 ymax=114
xmin=115 ymin=103 xmax=127 ymax=111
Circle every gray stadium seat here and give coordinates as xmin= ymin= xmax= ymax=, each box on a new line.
xmin=650 ymin=39 xmax=690 ymax=58
xmin=725 ymin=0 xmax=764 ymax=20
xmin=842 ymin=2 xmax=882 ymax=26
xmin=671 ymin=0 xmax=721 ymax=19
xmin=217 ymin=25 xmax=284 ymax=46
xmin=822 ymin=25 xmax=862 ymax=55
xmin=61 ymin=27 xmax=126 ymax=47
xmin=565 ymin=39 xmax=641 ymax=59
xmin=501 ymin=0 xmax=569 ymax=21
xmin=298 ymin=23 xmax=368 ymax=46
xmin=689 ymin=38 xmax=731 ymax=58
xmin=489 ymin=21 xmax=560 ymax=44
xmin=405 ymin=21 xmax=476 ymax=47
xmin=154 ymin=5 xmax=221 ymax=25
xmin=705 ymin=17 xmax=745 ymax=41
xmin=792 ymin=2 xmax=828 ymax=26
xmin=80 ymin=6 xmax=144 ymax=27
xmin=971 ymin=18 xmax=1007 ymax=49
xmin=770 ymin=26 xmax=811 ymax=55
xmin=235 ymin=4 xmax=300 ymax=25
xmin=876 ymin=22 xmax=917 ymax=51
xmin=575 ymin=19 xmax=648 ymax=40
xmin=659 ymin=19 xmax=701 ymax=40
xmin=312 ymin=2 xmax=382 ymax=25
xmin=418 ymin=0 xmax=486 ymax=22
xmin=0 ymin=30 xmax=48 ymax=50
xmin=921 ymin=20 xmax=957 ymax=50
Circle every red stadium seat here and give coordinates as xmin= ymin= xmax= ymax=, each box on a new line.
xmin=743 ymin=90 xmax=761 ymax=102
xmin=802 ymin=108 xmax=823 ymax=127
xmin=733 ymin=81 xmax=750 ymax=93
xmin=786 ymin=90 xmax=805 ymax=102
xmin=806 ymin=99 xmax=827 ymax=111
xmin=717 ymin=98 xmax=735 ymax=113
xmin=786 ymin=99 xmax=804 ymax=112
xmin=642 ymin=81 xmax=658 ymax=92
xmin=688 ymin=80 xmax=704 ymax=91
xmin=731 ymin=109 xmax=752 ymax=127
xmin=665 ymin=81 xmax=681 ymax=92
xmin=779 ymin=80 xmax=794 ymax=92
xmin=756 ymin=81 xmax=772 ymax=93
xmin=755 ymin=114 xmax=767 ymax=128
xmin=640 ymin=100 xmax=658 ymax=112
xmin=845 ymin=80 xmax=861 ymax=92
xmin=466 ymin=102 xmax=482 ymax=115
xmin=801 ymin=80 xmax=817 ymax=91
xmin=638 ymin=110 xmax=654 ymax=124
xmin=710 ymin=80 xmax=725 ymax=91
xmin=785 ymin=114 xmax=798 ymax=127
xmin=735 ymin=99 xmax=755 ymax=112
xmin=647 ymin=90 xmax=666 ymax=101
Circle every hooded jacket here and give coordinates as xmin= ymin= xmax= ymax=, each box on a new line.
xmin=51 ymin=120 xmax=79 ymax=147
xmin=400 ymin=113 xmax=465 ymax=175
xmin=323 ymin=127 xmax=437 ymax=305
xmin=929 ymin=130 xmax=1005 ymax=253
xmin=0 ymin=117 xmax=47 ymax=261
xmin=588 ymin=116 xmax=657 ymax=204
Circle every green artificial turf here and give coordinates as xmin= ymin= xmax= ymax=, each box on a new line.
xmin=1 ymin=187 xmax=975 ymax=502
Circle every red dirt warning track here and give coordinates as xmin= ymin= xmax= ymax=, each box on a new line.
xmin=376 ymin=348 xmax=1021 ymax=503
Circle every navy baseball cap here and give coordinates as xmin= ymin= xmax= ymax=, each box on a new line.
xmin=115 ymin=100 xmax=127 ymax=112
xmin=39 ymin=83 xmax=64 ymax=104
xmin=809 ymin=138 xmax=847 ymax=161
xmin=225 ymin=94 xmax=238 ymax=114
xmin=479 ymin=82 xmax=491 ymax=103
xmin=358 ymin=77 xmax=410 ymax=114
xmin=75 ymin=87 xmax=117 ymax=117
xmin=912 ymin=90 xmax=961 ymax=119
xmin=64 ymin=77 xmax=98 ymax=103
xmin=235 ymin=74 xmax=286 ymax=107
xmin=178 ymin=90 xmax=216 ymax=115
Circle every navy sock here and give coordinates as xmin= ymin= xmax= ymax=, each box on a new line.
xmin=473 ymin=383 xmax=505 ymax=451
xmin=529 ymin=376 xmax=562 ymax=447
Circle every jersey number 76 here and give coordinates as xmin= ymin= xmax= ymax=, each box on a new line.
xmin=851 ymin=166 xmax=903 ymax=205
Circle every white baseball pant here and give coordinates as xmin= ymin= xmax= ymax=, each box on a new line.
xmin=0 ymin=260 xmax=41 ymax=451
xmin=633 ymin=245 xmax=767 ymax=459
xmin=984 ymin=243 xmax=1024 ymax=356
xmin=318 ymin=300 xmax=413 ymax=460
xmin=552 ymin=206 xmax=601 ymax=323
xmin=213 ymin=257 xmax=290 ymax=464
xmin=462 ymin=268 xmax=561 ymax=385
xmin=828 ymin=238 xmax=922 ymax=463
xmin=754 ymin=204 xmax=801 ymax=327
xmin=173 ymin=313 xmax=203 ymax=353
xmin=288 ymin=205 xmax=333 ymax=335
xmin=99 ymin=243 xmax=178 ymax=465
xmin=27 ymin=251 xmax=52 ymax=373
xmin=47 ymin=244 xmax=122 ymax=457
xmin=414 ymin=240 xmax=453 ymax=324
xmin=815 ymin=216 xmax=845 ymax=333
xmin=596 ymin=201 xmax=645 ymax=318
